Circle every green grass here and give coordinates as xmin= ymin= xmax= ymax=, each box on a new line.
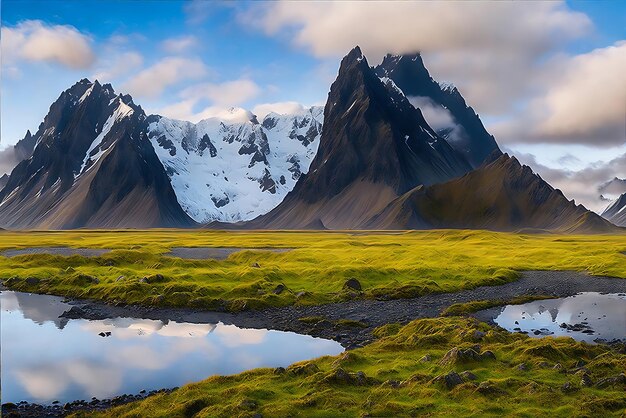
xmin=1 ymin=229 xmax=625 ymax=311
xmin=71 ymin=316 xmax=626 ymax=417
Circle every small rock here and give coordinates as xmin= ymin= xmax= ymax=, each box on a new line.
xmin=594 ymin=373 xmax=626 ymax=388
xmin=419 ymin=354 xmax=433 ymax=363
xmin=517 ymin=363 xmax=529 ymax=371
xmin=472 ymin=330 xmax=486 ymax=341
xmin=115 ymin=276 xmax=126 ymax=282
xmin=239 ymin=399 xmax=258 ymax=410
xmin=344 ymin=278 xmax=362 ymax=291
xmin=460 ymin=371 xmax=478 ymax=381
xmin=251 ymin=262 xmax=261 ymax=268
xmin=561 ymin=382 xmax=577 ymax=393
xmin=25 ymin=277 xmax=40 ymax=286
xmin=443 ymin=371 xmax=464 ymax=389
xmin=274 ymin=367 xmax=286 ymax=375
xmin=273 ymin=284 xmax=286 ymax=295
xmin=580 ymin=374 xmax=593 ymax=387
xmin=476 ymin=381 xmax=498 ymax=395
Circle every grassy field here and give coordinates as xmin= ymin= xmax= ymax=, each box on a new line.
xmin=1 ymin=229 xmax=625 ymax=310
xmin=3 ymin=229 xmax=626 ymax=417
xmin=72 ymin=316 xmax=626 ymax=417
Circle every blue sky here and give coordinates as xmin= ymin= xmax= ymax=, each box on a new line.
xmin=1 ymin=0 xmax=624 ymax=211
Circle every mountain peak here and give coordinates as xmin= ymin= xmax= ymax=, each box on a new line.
xmin=338 ymin=46 xmax=368 ymax=73
xmin=374 ymin=53 xmax=500 ymax=167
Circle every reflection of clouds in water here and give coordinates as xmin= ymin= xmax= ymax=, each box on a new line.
xmin=214 ymin=324 xmax=267 ymax=347
xmin=79 ymin=318 xmax=217 ymax=339
xmin=3 ymin=291 xmax=343 ymax=404
xmin=109 ymin=338 xmax=220 ymax=371
xmin=15 ymin=359 xmax=123 ymax=401
xmin=15 ymin=366 xmax=69 ymax=399
xmin=2 ymin=291 xmax=20 ymax=311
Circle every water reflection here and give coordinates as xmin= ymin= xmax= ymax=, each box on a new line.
xmin=1 ymin=291 xmax=343 ymax=404
xmin=493 ymin=292 xmax=626 ymax=342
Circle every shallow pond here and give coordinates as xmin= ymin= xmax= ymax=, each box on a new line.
xmin=1 ymin=291 xmax=343 ymax=404
xmin=492 ymin=292 xmax=626 ymax=343
xmin=164 ymin=247 xmax=292 ymax=260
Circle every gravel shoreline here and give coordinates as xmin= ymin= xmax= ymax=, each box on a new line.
xmin=53 ymin=270 xmax=626 ymax=347
xmin=4 ymin=270 xmax=626 ymax=417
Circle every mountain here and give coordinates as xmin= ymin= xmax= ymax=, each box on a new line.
xmin=602 ymin=193 xmax=626 ymax=226
xmin=0 ymin=174 xmax=8 ymax=190
xmin=249 ymin=46 xmax=473 ymax=229
xmin=147 ymin=106 xmax=322 ymax=222
xmin=367 ymin=154 xmax=617 ymax=233
xmin=375 ymin=54 xmax=500 ymax=167
xmin=0 ymin=79 xmax=194 ymax=229
xmin=0 ymin=79 xmax=323 ymax=228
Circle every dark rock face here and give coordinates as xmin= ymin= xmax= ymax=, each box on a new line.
xmin=0 ymin=79 xmax=195 ymax=229
xmin=602 ymin=193 xmax=626 ymax=226
xmin=375 ymin=54 xmax=501 ymax=168
xmin=251 ymin=46 xmax=472 ymax=229
xmin=0 ymin=174 xmax=8 ymax=191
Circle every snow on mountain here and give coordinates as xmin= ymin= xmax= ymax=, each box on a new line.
xmin=147 ymin=106 xmax=323 ymax=222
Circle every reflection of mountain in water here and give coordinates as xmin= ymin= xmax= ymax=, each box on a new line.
xmin=495 ymin=293 xmax=626 ymax=342
xmin=79 ymin=317 xmax=218 ymax=338
xmin=3 ymin=291 xmax=71 ymax=329
xmin=548 ymin=308 xmax=559 ymax=322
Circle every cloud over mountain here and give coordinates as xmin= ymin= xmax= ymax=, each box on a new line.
xmin=1 ymin=20 xmax=95 ymax=69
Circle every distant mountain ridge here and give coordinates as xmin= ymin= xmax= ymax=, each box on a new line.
xmin=0 ymin=48 xmax=616 ymax=232
xmin=367 ymin=154 xmax=616 ymax=233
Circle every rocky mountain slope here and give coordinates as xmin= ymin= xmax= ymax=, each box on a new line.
xmin=250 ymin=46 xmax=473 ymax=229
xmin=0 ymin=48 xmax=614 ymax=232
xmin=0 ymin=80 xmax=194 ymax=229
xmin=367 ymin=154 xmax=617 ymax=233
xmin=602 ymin=193 xmax=626 ymax=226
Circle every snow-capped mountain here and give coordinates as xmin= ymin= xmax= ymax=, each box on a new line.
xmin=146 ymin=106 xmax=322 ymax=222
xmin=0 ymin=79 xmax=193 ymax=229
xmin=0 ymin=77 xmax=323 ymax=228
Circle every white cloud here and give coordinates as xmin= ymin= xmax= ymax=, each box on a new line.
xmin=252 ymin=101 xmax=307 ymax=118
xmin=510 ymin=149 xmax=626 ymax=212
xmin=121 ymin=57 xmax=209 ymax=99
xmin=155 ymin=78 xmax=262 ymax=122
xmin=161 ymin=35 xmax=198 ymax=53
xmin=92 ymin=51 xmax=144 ymax=83
xmin=1 ymin=20 xmax=95 ymax=69
xmin=491 ymin=42 xmax=626 ymax=147
xmin=156 ymin=101 xmax=255 ymax=124
xmin=242 ymin=1 xmax=591 ymax=116
xmin=181 ymin=79 xmax=261 ymax=106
